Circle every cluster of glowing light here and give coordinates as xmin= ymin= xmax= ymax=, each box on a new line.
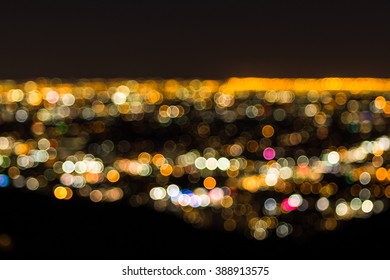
xmin=1 ymin=78 xmax=390 ymax=241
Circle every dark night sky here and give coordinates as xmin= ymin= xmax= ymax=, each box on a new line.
xmin=1 ymin=0 xmax=390 ymax=260
xmin=0 ymin=0 xmax=390 ymax=80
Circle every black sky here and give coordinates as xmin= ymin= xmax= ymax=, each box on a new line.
xmin=0 ymin=0 xmax=390 ymax=80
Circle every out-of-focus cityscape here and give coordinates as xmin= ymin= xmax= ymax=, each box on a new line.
xmin=1 ymin=0 xmax=390 ymax=259
xmin=1 ymin=78 xmax=390 ymax=258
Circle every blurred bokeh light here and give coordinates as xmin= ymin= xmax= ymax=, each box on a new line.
xmin=1 ymin=77 xmax=390 ymax=240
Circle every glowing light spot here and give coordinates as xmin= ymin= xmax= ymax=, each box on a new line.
xmin=262 ymin=125 xmax=274 ymax=138
xmin=150 ymin=187 xmax=167 ymax=200
xmin=221 ymin=196 xmax=233 ymax=208
xmin=107 ymin=169 xmax=120 ymax=183
xmin=72 ymin=176 xmax=86 ymax=188
xmin=279 ymin=166 xmax=293 ymax=179
xmin=37 ymin=138 xmax=50 ymax=150
xmin=288 ymin=194 xmax=303 ymax=208
xmin=328 ymin=151 xmax=340 ymax=164
xmin=195 ymin=157 xmax=206 ymax=169
xmin=378 ymin=136 xmax=390 ymax=151
xmin=167 ymin=105 xmax=180 ymax=118
xmin=90 ymin=190 xmax=103 ymax=202
xmin=36 ymin=109 xmax=51 ymax=122
xmin=62 ymin=161 xmax=75 ymax=173
xmin=205 ymin=157 xmax=218 ymax=170
xmin=0 ymin=156 xmax=10 ymax=168
xmin=263 ymin=147 xmax=276 ymax=160
xmin=242 ymin=176 xmax=260 ymax=192
xmin=178 ymin=194 xmax=191 ymax=206
xmin=350 ymin=198 xmax=362 ymax=210
xmin=209 ymin=187 xmax=224 ymax=203
xmin=12 ymin=175 xmax=25 ymax=188
xmin=305 ymin=104 xmax=318 ymax=117
xmin=217 ymin=157 xmax=230 ymax=171
xmin=276 ymin=223 xmax=291 ymax=238
xmin=106 ymin=187 xmax=123 ymax=202
xmin=112 ymin=92 xmax=127 ymax=105
xmin=8 ymin=167 xmax=19 ymax=179
xmin=117 ymin=85 xmax=130 ymax=95
xmin=167 ymin=184 xmax=180 ymax=197
xmin=46 ymin=90 xmax=59 ymax=104
xmin=203 ymin=177 xmax=216 ymax=189
xmin=264 ymin=198 xmax=277 ymax=211
xmin=15 ymin=109 xmax=28 ymax=123
xmin=281 ymin=198 xmax=296 ymax=211
xmin=376 ymin=167 xmax=387 ymax=181
xmin=265 ymin=173 xmax=278 ymax=186
xmin=297 ymin=155 xmax=309 ymax=167
xmin=54 ymin=186 xmax=67 ymax=199
xmin=26 ymin=177 xmax=39 ymax=191
xmin=160 ymin=164 xmax=173 ymax=176
xmin=273 ymin=108 xmax=286 ymax=121
xmin=27 ymin=91 xmax=42 ymax=106
xmin=17 ymin=155 xmax=33 ymax=168
xmin=64 ymin=187 xmax=73 ymax=200
xmin=145 ymin=90 xmax=162 ymax=104
xmin=138 ymin=164 xmax=152 ymax=176
xmin=60 ymin=173 xmax=74 ymax=186
xmin=336 ymin=202 xmax=349 ymax=216
xmin=359 ymin=172 xmax=371 ymax=185
xmin=0 ymin=174 xmax=9 ymax=187
xmin=316 ymin=197 xmax=329 ymax=211
xmin=253 ymin=228 xmax=267 ymax=240
xmin=75 ymin=161 xmax=88 ymax=174
xmin=0 ymin=137 xmax=10 ymax=150
xmin=87 ymin=160 xmax=104 ymax=174
xmin=361 ymin=200 xmax=374 ymax=213
xmin=229 ymin=144 xmax=243 ymax=156
xmin=14 ymin=143 xmax=29 ymax=155
xmin=10 ymin=89 xmax=24 ymax=102
xmin=34 ymin=150 xmax=49 ymax=162
xmin=375 ymin=96 xmax=386 ymax=110
xmin=359 ymin=188 xmax=371 ymax=200
xmin=152 ymin=154 xmax=165 ymax=167
xmin=62 ymin=93 xmax=75 ymax=106
xmin=373 ymin=200 xmax=384 ymax=213
xmin=138 ymin=152 xmax=151 ymax=164
xmin=85 ymin=173 xmax=99 ymax=184
xmin=255 ymin=220 xmax=267 ymax=231
xmin=246 ymin=105 xmax=262 ymax=118
xmin=189 ymin=195 xmax=200 ymax=208
xmin=199 ymin=194 xmax=210 ymax=207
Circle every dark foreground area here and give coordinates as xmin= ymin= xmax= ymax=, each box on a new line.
xmin=0 ymin=187 xmax=388 ymax=260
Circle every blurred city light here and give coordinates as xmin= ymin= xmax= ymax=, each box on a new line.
xmin=1 ymin=77 xmax=390 ymax=240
